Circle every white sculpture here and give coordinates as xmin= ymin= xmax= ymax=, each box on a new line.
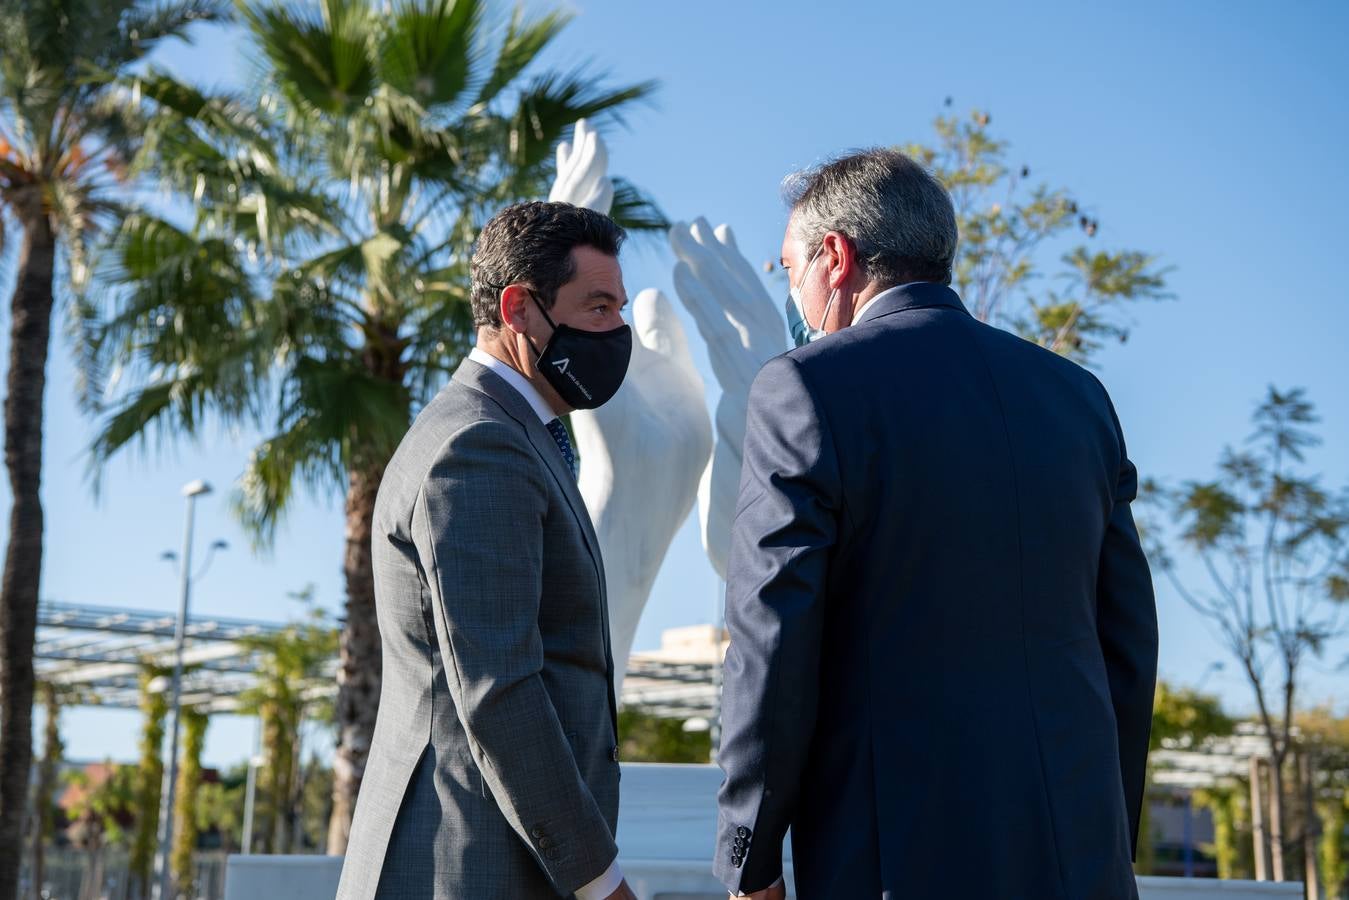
xmin=549 ymin=121 xmax=714 ymax=694
xmin=669 ymin=220 xmax=786 ymax=579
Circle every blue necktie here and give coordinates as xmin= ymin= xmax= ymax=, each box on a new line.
xmin=546 ymin=419 xmax=578 ymax=478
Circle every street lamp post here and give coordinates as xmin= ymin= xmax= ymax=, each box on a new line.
xmin=152 ymin=479 xmax=212 ymax=900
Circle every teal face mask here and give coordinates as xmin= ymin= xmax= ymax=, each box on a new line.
xmin=785 ymin=245 xmax=837 ymax=347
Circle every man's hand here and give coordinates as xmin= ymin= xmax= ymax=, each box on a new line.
xmin=731 ymin=882 xmax=786 ymax=900
xmin=604 ymin=879 xmax=638 ymax=900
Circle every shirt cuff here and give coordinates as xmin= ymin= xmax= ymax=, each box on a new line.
xmin=573 ymin=857 xmax=623 ymax=900
xmin=736 ymin=876 xmax=785 ymax=896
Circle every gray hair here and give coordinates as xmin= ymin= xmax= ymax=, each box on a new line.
xmin=784 ymin=148 xmax=958 ymax=286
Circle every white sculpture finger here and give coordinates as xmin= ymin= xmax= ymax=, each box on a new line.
xmin=548 ymin=119 xmax=614 ymax=214
xmin=632 ymin=288 xmax=696 ymax=369
xmin=672 ymin=259 xmax=754 ymax=384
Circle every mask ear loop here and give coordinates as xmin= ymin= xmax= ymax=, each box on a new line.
xmin=523 ymin=289 xmax=559 ymax=360
xmin=794 ymin=246 xmax=824 ymax=330
xmin=815 ymin=286 xmax=838 ymax=335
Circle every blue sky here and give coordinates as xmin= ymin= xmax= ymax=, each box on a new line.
xmin=7 ymin=0 xmax=1347 ymax=767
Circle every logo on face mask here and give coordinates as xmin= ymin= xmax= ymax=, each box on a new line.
xmin=525 ymin=291 xmax=632 ymax=410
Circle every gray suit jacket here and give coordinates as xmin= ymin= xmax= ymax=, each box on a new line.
xmin=715 ymin=284 xmax=1157 ymax=898
xmin=336 ymin=358 xmax=621 ymax=900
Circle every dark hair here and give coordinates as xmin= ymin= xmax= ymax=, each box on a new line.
xmin=470 ymin=201 xmax=626 ymax=329
xmin=783 ymin=148 xmax=958 ymax=286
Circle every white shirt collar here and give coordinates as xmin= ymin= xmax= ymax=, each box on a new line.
xmin=468 ymin=346 xmax=557 ymax=424
xmin=853 ymin=281 xmax=927 ymax=323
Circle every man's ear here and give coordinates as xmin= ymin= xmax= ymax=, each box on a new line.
xmin=500 ymin=284 xmax=531 ymax=335
xmin=821 ymin=231 xmax=855 ymax=290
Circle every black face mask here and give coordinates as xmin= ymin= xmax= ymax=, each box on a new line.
xmin=526 ymin=290 xmax=632 ymax=410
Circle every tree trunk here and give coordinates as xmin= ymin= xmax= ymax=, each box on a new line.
xmin=130 ymin=671 xmax=167 ymax=899
xmin=1270 ymin=752 xmax=1287 ymax=880
xmin=172 ymin=711 xmax=207 ymax=900
xmin=1304 ymin=753 xmax=1322 ymax=900
xmin=1252 ymin=756 xmax=1271 ymax=880
xmin=326 ymin=464 xmax=384 ymax=855
xmin=0 ymin=212 xmax=57 ymax=900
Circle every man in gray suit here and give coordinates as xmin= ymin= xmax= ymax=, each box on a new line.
xmin=715 ymin=150 xmax=1158 ymax=899
xmin=336 ymin=201 xmax=639 ymax=900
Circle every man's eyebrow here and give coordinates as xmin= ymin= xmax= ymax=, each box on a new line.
xmin=587 ymin=289 xmax=624 ymax=304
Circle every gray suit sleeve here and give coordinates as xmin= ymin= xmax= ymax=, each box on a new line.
xmin=412 ymin=418 xmax=618 ymax=895
xmin=714 ymin=355 xmax=843 ymax=894
xmin=1096 ymin=403 xmax=1158 ymax=859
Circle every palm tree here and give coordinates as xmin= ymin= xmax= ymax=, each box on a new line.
xmin=85 ymin=0 xmax=664 ymax=851
xmin=238 ymin=595 xmax=338 ymax=854
xmin=0 ymin=3 xmax=226 ymax=896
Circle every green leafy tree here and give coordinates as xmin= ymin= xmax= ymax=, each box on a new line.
xmin=63 ymin=762 xmax=137 ymax=900
xmin=617 ymin=708 xmax=712 ymax=764
xmin=0 ymin=3 xmax=226 ymax=893
xmin=297 ymin=754 xmax=334 ymax=851
xmin=1139 ymin=681 xmax=1236 ymax=875
xmin=902 ymin=105 xmax=1171 ymax=363
xmin=1193 ymin=784 xmax=1250 ymax=880
xmin=28 ymin=681 xmax=66 ymax=899
xmin=171 ymin=709 xmax=209 ymax=898
xmin=1143 ymin=387 xmax=1349 ymax=880
xmin=1151 ymin=681 xmax=1235 ymax=752
xmin=129 ymin=664 xmax=170 ymax=899
xmin=194 ymin=767 xmax=247 ymax=854
xmin=238 ymin=592 xmax=338 ymax=854
xmin=83 ymin=0 xmax=664 ymax=851
xmin=1299 ymin=709 xmax=1349 ymax=899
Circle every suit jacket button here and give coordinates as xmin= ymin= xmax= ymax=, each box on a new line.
xmin=611 ymin=745 xmax=620 ymax=762
xmin=531 ymin=826 xmax=546 ymax=838
xmin=736 ymin=826 xmax=750 ymax=838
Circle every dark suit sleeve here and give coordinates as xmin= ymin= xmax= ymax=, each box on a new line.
xmin=412 ymin=419 xmax=617 ymax=895
xmin=714 ymin=355 xmax=843 ymax=894
xmin=1096 ymin=401 xmax=1159 ymax=859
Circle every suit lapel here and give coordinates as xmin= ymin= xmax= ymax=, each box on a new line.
xmin=451 ymin=359 xmax=610 ymax=619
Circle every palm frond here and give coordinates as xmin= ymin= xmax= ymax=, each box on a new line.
xmin=608 ymin=176 xmax=667 ymax=234
xmin=378 ymin=0 xmax=483 ymax=111
xmin=470 ymin=4 xmax=571 ymax=110
xmin=86 ymin=212 xmax=271 ymax=427
xmin=240 ymin=0 xmax=376 ymax=116
xmin=500 ymin=69 xmax=656 ymax=171
xmin=118 ymin=0 xmax=232 ymax=63
xmin=234 ymin=353 xmax=412 ymax=542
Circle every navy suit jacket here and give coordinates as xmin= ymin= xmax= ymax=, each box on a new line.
xmin=714 ymin=283 xmax=1157 ymax=899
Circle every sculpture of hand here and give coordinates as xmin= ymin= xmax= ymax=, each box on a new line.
xmin=669 ymin=219 xmax=787 ymax=580
xmin=549 ymin=121 xmax=714 ymax=693
xmin=572 ymin=289 xmax=712 ymax=695
xmin=548 ymin=118 xmax=615 ymax=213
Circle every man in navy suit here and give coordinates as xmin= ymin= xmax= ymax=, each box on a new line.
xmin=714 ymin=149 xmax=1157 ymax=899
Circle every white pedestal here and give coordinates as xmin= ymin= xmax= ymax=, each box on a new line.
xmin=224 ymin=764 xmax=1303 ymax=900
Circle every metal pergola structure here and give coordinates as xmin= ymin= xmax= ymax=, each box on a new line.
xmin=35 ymin=601 xmax=717 ymax=718
xmin=37 ymin=600 xmax=1269 ymax=792
xmin=34 ymin=601 xmax=326 ymax=714
xmin=621 ymin=658 xmax=718 ymax=720
xmin=1152 ymin=723 xmax=1282 ymax=790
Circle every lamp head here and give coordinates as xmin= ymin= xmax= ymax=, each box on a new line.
xmin=182 ymin=480 xmax=213 ymax=498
